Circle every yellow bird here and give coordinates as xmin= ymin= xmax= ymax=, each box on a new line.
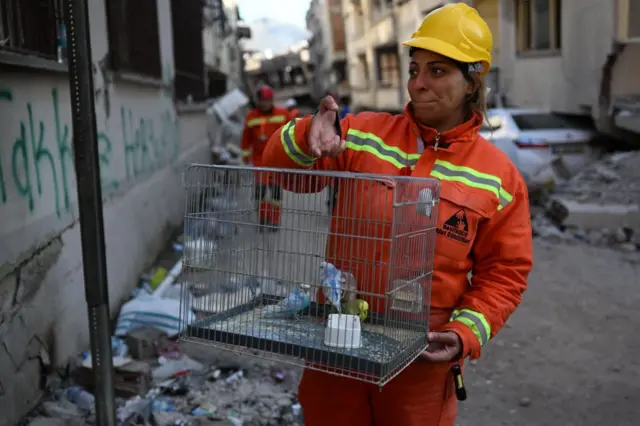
xmin=342 ymin=299 xmax=369 ymax=322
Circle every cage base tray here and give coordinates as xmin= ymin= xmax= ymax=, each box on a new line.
xmin=186 ymin=295 xmax=428 ymax=377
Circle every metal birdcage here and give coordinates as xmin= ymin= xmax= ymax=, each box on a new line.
xmin=179 ymin=164 xmax=440 ymax=386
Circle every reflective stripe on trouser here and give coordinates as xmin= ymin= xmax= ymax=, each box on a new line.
xmin=430 ymin=159 xmax=513 ymax=210
xmin=450 ymin=308 xmax=491 ymax=346
xmin=280 ymin=119 xmax=316 ymax=167
xmin=345 ymin=129 xmax=420 ymax=169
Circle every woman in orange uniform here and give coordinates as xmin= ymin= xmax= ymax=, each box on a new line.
xmin=262 ymin=4 xmax=533 ymax=426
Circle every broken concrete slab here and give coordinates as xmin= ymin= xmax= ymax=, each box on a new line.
xmin=547 ymin=198 xmax=640 ymax=230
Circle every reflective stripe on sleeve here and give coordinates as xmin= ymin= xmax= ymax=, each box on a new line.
xmin=345 ymin=129 xmax=420 ymax=169
xmin=450 ymin=308 xmax=491 ymax=346
xmin=430 ymin=159 xmax=514 ymax=210
xmin=242 ymin=149 xmax=251 ymax=158
xmin=280 ymin=120 xmax=316 ymax=167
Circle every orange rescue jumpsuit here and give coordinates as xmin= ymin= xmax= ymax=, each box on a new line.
xmin=261 ymin=107 xmax=533 ymax=426
xmin=241 ymin=106 xmax=290 ymax=226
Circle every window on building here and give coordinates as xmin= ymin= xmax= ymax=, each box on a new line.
xmin=515 ymin=0 xmax=562 ymax=53
xmin=106 ymin=0 xmax=162 ymax=78
xmin=376 ymin=47 xmax=399 ymax=88
xmin=207 ymin=69 xmax=227 ymax=98
xmin=619 ymin=0 xmax=640 ymax=41
xmin=170 ymin=0 xmax=206 ymax=102
xmin=0 ymin=0 xmax=63 ymax=61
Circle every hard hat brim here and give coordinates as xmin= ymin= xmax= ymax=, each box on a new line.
xmin=402 ymin=37 xmax=490 ymax=75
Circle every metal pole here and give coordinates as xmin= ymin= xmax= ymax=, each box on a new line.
xmin=64 ymin=1 xmax=117 ymax=425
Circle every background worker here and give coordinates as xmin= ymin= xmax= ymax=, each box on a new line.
xmin=240 ymin=84 xmax=289 ymax=229
xmin=261 ymin=4 xmax=533 ymax=426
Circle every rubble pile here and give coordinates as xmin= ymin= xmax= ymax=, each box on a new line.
xmin=552 ymin=151 xmax=640 ymax=205
xmin=26 ymin=339 xmax=302 ymax=426
xmin=532 ymin=151 xmax=640 ymax=251
xmin=24 ymin=226 xmax=303 ymax=426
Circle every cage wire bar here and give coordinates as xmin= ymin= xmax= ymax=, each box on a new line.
xmin=179 ymin=164 xmax=440 ymax=386
xmin=64 ymin=0 xmax=117 ymax=425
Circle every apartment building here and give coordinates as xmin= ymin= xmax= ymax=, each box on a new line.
xmin=0 ymin=1 xmax=220 ymax=424
xmin=307 ymin=0 xmax=349 ymax=101
xmin=498 ymin=0 xmax=640 ymax=140
xmin=244 ymin=40 xmax=314 ymax=102
xmin=203 ymin=0 xmax=252 ymax=97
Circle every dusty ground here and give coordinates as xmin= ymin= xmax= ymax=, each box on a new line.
xmin=456 ymin=239 xmax=640 ymax=426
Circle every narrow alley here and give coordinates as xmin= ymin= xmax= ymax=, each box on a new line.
xmin=1 ymin=0 xmax=640 ymax=425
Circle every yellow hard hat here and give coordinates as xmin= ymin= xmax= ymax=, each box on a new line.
xmin=402 ymin=3 xmax=493 ymax=76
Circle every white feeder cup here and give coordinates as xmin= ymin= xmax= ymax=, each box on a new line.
xmin=324 ymin=314 xmax=362 ymax=349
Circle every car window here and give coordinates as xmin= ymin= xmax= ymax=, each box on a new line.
xmin=480 ymin=114 xmax=503 ymax=131
xmin=511 ymin=113 xmax=578 ymax=130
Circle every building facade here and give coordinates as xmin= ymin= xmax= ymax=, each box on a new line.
xmin=203 ymin=0 xmax=252 ymax=97
xmin=306 ymin=0 xmax=349 ymax=101
xmin=497 ymin=0 xmax=640 ymax=141
xmin=244 ymin=40 xmax=314 ymax=103
xmin=0 ymin=1 xmax=216 ymax=424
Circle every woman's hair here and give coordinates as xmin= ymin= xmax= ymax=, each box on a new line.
xmin=462 ymin=68 xmax=488 ymax=118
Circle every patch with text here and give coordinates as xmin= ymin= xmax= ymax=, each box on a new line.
xmin=437 ymin=209 xmax=470 ymax=244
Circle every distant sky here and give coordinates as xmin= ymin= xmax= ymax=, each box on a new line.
xmin=236 ymin=0 xmax=312 ymax=28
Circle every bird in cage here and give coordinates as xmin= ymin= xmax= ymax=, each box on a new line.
xmin=342 ymin=299 xmax=369 ymax=322
xmin=319 ymin=262 xmax=342 ymax=313
xmin=262 ymin=284 xmax=311 ymax=320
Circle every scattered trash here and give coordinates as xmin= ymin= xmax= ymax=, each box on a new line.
xmin=56 ymin=386 xmax=95 ymax=412
xmin=27 ymin=228 xmax=304 ymax=426
xmin=271 ymin=369 xmax=286 ymax=383
xmin=157 ymin=340 xmax=182 ymax=360
xmin=191 ymin=403 xmax=217 ymax=416
xmin=115 ymin=292 xmax=193 ymax=338
xmin=126 ymin=327 xmax=168 ymax=360
xmin=152 ymin=355 xmax=205 ymax=382
xmin=116 ymin=396 xmax=153 ymax=425
xmin=41 ymin=400 xmax=82 ymax=419
xmin=224 ymin=369 xmax=244 ymax=384
xmin=152 ymin=399 xmax=175 ymax=413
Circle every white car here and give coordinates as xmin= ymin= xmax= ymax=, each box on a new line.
xmin=479 ymin=108 xmax=598 ymax=187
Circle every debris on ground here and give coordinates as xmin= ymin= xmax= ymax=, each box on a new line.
xmin=25 ymin=233 xmax=303 ymax=426
xmin=532 ymin=151 xmax=640 ymax=252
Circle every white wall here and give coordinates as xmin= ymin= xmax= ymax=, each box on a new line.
xmin=0 ymin=0 xmax=210 ymax=424
xmin=498 ymin=0 xmax=615 ymax=114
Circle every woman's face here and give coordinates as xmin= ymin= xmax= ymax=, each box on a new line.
xmin=407 ymin=49 xmax=474 ymax=127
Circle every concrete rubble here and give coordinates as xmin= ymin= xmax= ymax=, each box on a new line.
xmin=533 ymin=151 xmax=640 ymax=251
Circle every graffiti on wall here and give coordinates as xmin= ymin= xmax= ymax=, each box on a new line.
xmin=0 ymin=86 xmax=180 ymax=219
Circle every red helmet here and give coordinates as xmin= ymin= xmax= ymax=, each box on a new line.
xmin=257 ymin=85 xmax=274 ymax=100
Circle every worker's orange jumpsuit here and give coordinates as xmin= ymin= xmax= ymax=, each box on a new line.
xmin=241 ymin=106 xmax=290 ymax=226
xmin=261 ymin=107 xmax=533 ymax=426
xmin=288 ymin=107 xmax=300 ymax=118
